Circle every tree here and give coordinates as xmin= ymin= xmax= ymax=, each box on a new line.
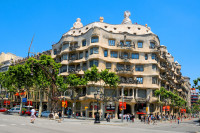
xmin=84 ymin=66 xmax=119 ymax=119
xmin=193 ymin=78 xmax=200 ymax=123
xmin=99 ymin=69 xmax=119 ymax=120
xmin=26 ymin=55 xmax=64 ymax=114
xmin=65 ymin=74 xmax=87 ymax=117
xmin=6 ymin=63 xmax=34 ymax=115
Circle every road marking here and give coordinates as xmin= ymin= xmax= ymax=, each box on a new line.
xmin=21 ymin=124 xmax=26 ymax=126
xmin=0 ymin=125 xmax=6 ymax=126
xmin=10 ymin=124 xmax=16 ymax=126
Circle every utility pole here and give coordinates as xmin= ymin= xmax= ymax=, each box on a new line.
xmin=121 ymin=86 xmax=124 ymax=122
xmin=62 ymin=90 xmax=68 ymax=121
xmin=28 ymin=34 xmax=35 ymax=58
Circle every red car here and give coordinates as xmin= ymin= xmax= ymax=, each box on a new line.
xmin=0 ymin=108 xmax=7 ymax=112
xmin=25 ymin=110 xmax=31 ymax=115
xmin=25 ymin=110 xmax=37 ymax=116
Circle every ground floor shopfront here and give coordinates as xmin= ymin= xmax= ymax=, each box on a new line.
xmin=59 ymin=99 xmax=166 ymax=119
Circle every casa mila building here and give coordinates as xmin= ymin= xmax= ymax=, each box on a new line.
xmin=52 ymin=11 xmax=191 ymax=119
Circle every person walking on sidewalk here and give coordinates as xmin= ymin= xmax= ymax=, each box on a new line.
xmin=58 ymin=110 xmax=62 ymax=123
xmin=177 ymin=116 xmax=180 ymax=124
xmin=30 ymin=108 xmax=36 ymax=124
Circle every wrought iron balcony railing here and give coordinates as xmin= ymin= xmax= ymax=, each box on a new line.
xmin=69 ymin=45 xmax=80 ymax=51
xmin=119 ymin=55 xmax=131 ymax=60
xmin=117 ymin=44 xmax=135 ymax=48
xmin=119 ymin=77 xmax=138 ymax=84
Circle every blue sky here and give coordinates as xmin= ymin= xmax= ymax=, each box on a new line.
xmin=0 ymin=0 xmax=199 ymax=85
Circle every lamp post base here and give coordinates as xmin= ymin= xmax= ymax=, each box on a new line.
xmin=94 ymin=112 xmax=100 ymax=124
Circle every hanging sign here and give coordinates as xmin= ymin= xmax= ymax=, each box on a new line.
xmin=119 ymin=102 xmax=126 ymax=110
xmin=62 ymin=100 xmax=67 ymax=108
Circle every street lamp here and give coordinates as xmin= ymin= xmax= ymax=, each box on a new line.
xmin=94 ymin=90 xmax=103 ymax=124
xmin=62 ymin=90 xmax=69 ymax=121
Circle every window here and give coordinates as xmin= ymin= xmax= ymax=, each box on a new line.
xmin=108 ymin=39 xmax=115 ymax=46
xmin=90 ymin=47 xmax=99 ymax=55
xmin=82 ymin=63 xmax=87 ymax=71
xmin=152 ymin=77 xmax=158 ymax=84
xmin=76 ymin=64 xmax=81 ymax=71
xmin=145 ymin=54 xmax=148 ymax=60
xmin=79 ymin=52 xmax=83 ymax=59
xmin=150 ymin=42 xmax=155 ymax=49
xmin=62 ymin=54 xmax=68 ymax=60
xmin=138 ymin=89 xmax=146 ymax=98
xmin=132 ymin=53 xmax=139 ymax=59
xmin=152 ymin=64 xmax=157 ymax=70
xmin=85 ymin=51 xmax=88 ymax=58
xmin=117 ymin=63 xmax=124 ymax=70
xmin=62 ymin=43 xmax=69 ymax=50
xmin=126 ymin=41 xmax=131 ymax=47
xmin=54 ymin=49 xmax=57 ymax=55
xmin=110 ymin=51 xmax=118 ymax=58
xmin=91 ymin=36 xmax=99 ymax=43
xmin=106 ymin=62 xmax=111 ymax=69
xmin=90 ymin=60 xmax=99 ymax=67
xmin=138 ymin=42 xmax=143 ymax=48
xmin=104 ymin=50 xmax=108 ymax=57
xmin=135 ymin=65 xmax=144 ymax=71
xmin=152 ymin=53 xmax=157 ymax=60
xmin=137 ymin=77 xmax=143 ymax=84
xmin=82 ymin=40 xmax=86 ymax=47
xmin=60 ymin=66 xmax=67 ymax=72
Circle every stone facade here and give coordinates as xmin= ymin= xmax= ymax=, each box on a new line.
xmin=52 ymin=12 xmax=190 ymax=119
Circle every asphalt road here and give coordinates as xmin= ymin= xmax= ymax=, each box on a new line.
xmin=0 ymin=113 xmax=199 ymax=133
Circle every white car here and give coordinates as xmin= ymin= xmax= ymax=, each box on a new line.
xmin=8 ymin=107 xmax=20 ymax=113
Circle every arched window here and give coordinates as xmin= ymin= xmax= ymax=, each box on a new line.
xmin=91 ymin=36 xmax=99 ymax=43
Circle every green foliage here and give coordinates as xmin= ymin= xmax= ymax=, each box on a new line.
xmin=155 ymin=87 xmax=187 ymax=108
xmin=84 ymin=65 xmax=100 ymax=84
xmin=100 ymin=69 xmax=119 ymax=88
xmin=66 ymin=74 xmax=83 ymax=87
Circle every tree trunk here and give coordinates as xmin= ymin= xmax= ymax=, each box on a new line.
xmin=1 ymin=98 xmax=3 ymax=108
xmin=38 ymin=89 xmax=43 ymax=118
xmin=19 ymin=96 xmax=23 ymax=115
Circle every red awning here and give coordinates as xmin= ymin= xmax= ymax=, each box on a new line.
xmin=136 ymin=112 xmax=146 ymax=115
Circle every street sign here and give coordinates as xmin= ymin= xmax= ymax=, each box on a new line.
xmin=146 ymin=107 xmax=149 ymax=113
xmin=85 ymin=106 xmax=88 ymax=110
xmin=119 ymin=102 xmax=126 ymax=110
xmin=62 ymin=100 xmax=67 ymax=108
xmin=22 ymin=98 xmax=27 ymax=103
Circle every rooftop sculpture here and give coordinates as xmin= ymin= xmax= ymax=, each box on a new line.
xmin=122 ymin=11 xmax=132 ymax=24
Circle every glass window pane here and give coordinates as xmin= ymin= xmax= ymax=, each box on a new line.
xmin=106 ymin=62 xmax=111 ymax=69
xmin=138 ymin=42 xmax=143 ymax=48
xmin=91 ymin=37 xmax=99 ymax=43
xmin=104 ymin=50 xmax=108 ymax=57
xmin=108 ymin=40 xmax=115 ymax=46
xmin=79 ymin=52 xmax=83 ymax=59
xmin=82 ymin=40 xmax=86 ymax=47
xmin=111 ymin=51 xmax=118 ymax=58
xmin=132 ymin=53 xmax=139 ymax=59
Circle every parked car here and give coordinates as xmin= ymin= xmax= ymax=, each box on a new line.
xmin=7 ymin=107 xmax=20 ymax=113
xmin=0 ymin=108 xmax=7 ymax=112
xmin=36 ymin=111 xmax=51 ymax=117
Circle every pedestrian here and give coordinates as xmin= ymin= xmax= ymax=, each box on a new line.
xmin=177 ymin=116 xmax=180 ymax=124
xmin=132 ymin=114 xmax=135 ymax=123
xmin=126 ymin=114 xmax=129 ymax=122
xmin=106 ymin=114 xmax=110 ymax=122
xmin=58 ymin=110 xmax=62 ymax=123
xmin=30 ymin=108 xmax=36 ymax=123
